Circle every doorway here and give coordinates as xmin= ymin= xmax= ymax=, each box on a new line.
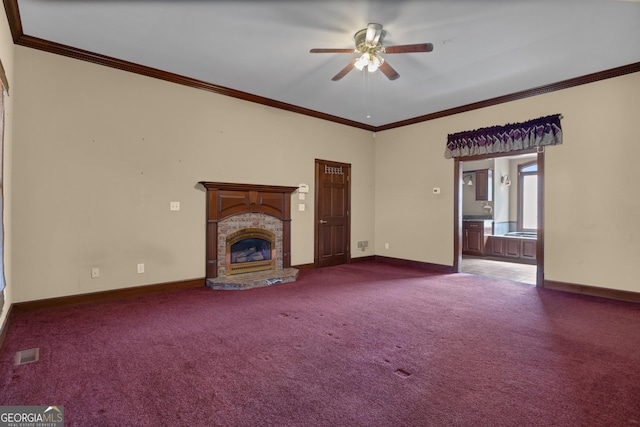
xmin=0 ymin=72 xmax=6 ymax=312
xmin=314 ymin=159 xmax=351 ymax=268
xmin=455 ymin=149 xmax=544 ymax=286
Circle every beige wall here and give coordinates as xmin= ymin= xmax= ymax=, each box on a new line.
xmin=492 ymin=157 xmax=509 ymax=223
xmin=1 ymin=9 xmax=15 ymax=326
xmin=374 ymin=122 xmax=454 ymax=266
xmin=11 ymin=47 xmax=375 ymax=302
xmin=375 ymin=71 xmax=640 ymax=292
xmin=7 ymin=26 xmax=640 ymax=303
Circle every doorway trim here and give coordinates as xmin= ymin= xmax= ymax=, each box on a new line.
xmin=454 ymin=148 xmax=545 ymax=287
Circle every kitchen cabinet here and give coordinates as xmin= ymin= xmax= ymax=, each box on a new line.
xmin=463 ymin=221 xmax=492 ymax=255
xmin=505 ymin=238 xmax=521 ymax=258
xmin=475 ymin=169 xmax=493 ymax=201
xmin=520 ymin=239 xmax=537 ymax=260
xmin=488 ymin=236 xmax=505 ymax=256
xmin=487 ymin=236 xmax=536 ymax=262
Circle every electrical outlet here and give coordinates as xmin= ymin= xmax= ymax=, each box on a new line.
xmin=91 ymin=268 xmax=99 ymax=278
xmin=137 ymin=263 xmax=145 ymax=274
xmin=170 ymin=201 xmax=180 ymax=211
xmin=384 ymin=243 xmax=390 ymax=250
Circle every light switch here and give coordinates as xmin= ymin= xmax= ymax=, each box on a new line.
xmin=298 ymin=204 xmax=306 ymax=211
xmin=170 ymin=201 xmax=180 ymax=211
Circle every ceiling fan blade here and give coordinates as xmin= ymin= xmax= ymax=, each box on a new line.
xmin=332 ymin=59 xmax=357 ymax=81
xmin=384 ymin=43 xmax=434 ymax=54
xmin=310 ymin=48 xmax=356 ymax=53
xmin=365 ymin=23 xmax=383 ymax=47
xmin=379 ymin=61 xmax=400 ymax=81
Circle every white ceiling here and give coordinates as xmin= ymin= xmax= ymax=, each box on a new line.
xmin=14 ymin=0 xmax=640 ymax=129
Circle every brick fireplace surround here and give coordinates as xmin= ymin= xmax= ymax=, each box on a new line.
xmin=199 ymin=182 xmax=299 ymax=290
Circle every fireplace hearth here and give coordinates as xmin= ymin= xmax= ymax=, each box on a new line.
xmin=199 ymin=182 xmax=299 ymax=290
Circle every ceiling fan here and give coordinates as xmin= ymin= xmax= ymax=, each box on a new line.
xmin=310 ymin=23 xmax=434 ymax=81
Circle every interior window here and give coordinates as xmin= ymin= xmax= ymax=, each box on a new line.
xmin=518 ymin=161 xmax=537 ymax=231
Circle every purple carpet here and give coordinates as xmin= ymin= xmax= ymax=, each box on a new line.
xmin=1 ymin=262 xmax=639 ymax=426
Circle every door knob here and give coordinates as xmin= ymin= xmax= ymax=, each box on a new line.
xmin=319 ymin=220 xmax=328 ymax=224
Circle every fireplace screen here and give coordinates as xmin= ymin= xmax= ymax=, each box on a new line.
xmin=225 ymin=228 xmax=276 ymax=275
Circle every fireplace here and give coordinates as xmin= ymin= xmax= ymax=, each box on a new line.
xmin=199 ymin=182 xmax=299 ymax=290
xmin=217 ymin=212 xmax=284 ymax=277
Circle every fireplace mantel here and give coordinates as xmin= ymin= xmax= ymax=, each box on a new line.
xmin=199 ymin=182 xmax=298 ymax=279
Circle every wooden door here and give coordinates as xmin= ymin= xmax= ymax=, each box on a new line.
xmin=315 ymin=159 xmax=351 ymax=268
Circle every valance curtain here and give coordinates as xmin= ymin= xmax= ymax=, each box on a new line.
xmin=444 ymin=114 xmax=563 ymax=159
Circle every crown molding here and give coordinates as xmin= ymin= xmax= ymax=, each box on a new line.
xmin=375 ymin=62 xmax=640 ymax=131
xmin=4 ymin=0 xmax=640 ymax=132
xmin=14 ymin=33 xmax=377 ymax=132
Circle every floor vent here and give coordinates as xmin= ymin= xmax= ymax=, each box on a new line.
xmin=394 ymin=368 xmax=412 ymax=378
xmin=15 ymin=348 xmax=40 ymax=366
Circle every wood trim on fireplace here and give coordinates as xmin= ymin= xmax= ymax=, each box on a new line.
xmin=198 ymin=182 xmax=298 ymax=279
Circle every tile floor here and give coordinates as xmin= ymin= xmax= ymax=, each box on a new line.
xmin=462 ymin=256 xmax=537 ymax=285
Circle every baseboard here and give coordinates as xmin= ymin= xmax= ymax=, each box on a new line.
xmin=12 ymin=278 xmax=206 ymax=314
xmin=375 ymin=256 xmax=455 ymax=273
xmin=293 ymin=256 xmax=377 ymax=270
xmin=544 ymin=280 xmax=640 ymax=303
xmin=292 ymin=263 xmax=315 ymax=271
xmin=350 ymin=256 xmax=376 ymax=264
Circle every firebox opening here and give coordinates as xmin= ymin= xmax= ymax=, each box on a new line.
xmin=231 ymin=238 xmax=271 ymax=264
xmin=225 ymin=228 xmax=276 ymax=276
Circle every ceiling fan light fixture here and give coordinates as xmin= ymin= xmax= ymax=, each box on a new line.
xmin=354 ymin=52 xmax=385 ymax=72
xmin=354 ymin=53 xmax=370 ymax=71
xmin=368 ymin=53 xmax=384 ymax=72
xmin=310 ymin=22 xmax=433 ymax=81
